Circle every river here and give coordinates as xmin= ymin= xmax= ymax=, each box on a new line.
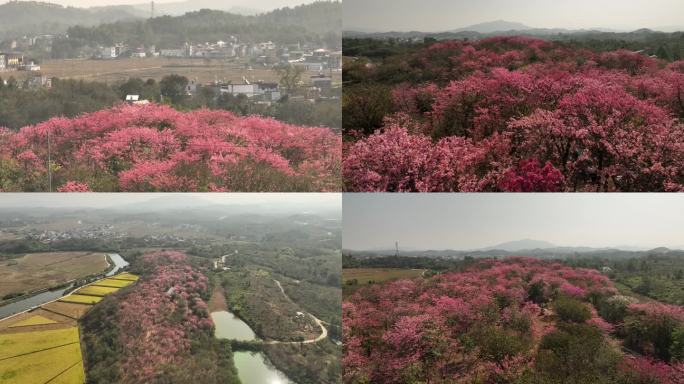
xmin=210 ymin=310 xmax=293 ymax=384
xmin=0 ymin=252 xmax=129 ymax=320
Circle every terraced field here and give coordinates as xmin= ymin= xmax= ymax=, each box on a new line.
xmin=0 ymin=272 xmax=139 ymax=383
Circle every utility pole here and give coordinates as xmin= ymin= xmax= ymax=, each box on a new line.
xmin=151 ymin=1 xmax=155 ymax=19
xmin=395 ymin=241 xmax=399 ymax=257
xmin=47 ymin=128 xmax=52 ymax=192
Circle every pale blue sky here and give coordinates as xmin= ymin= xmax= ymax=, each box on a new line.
xmin=343 ymin=194 xmax=684 ymax=250
xmin=6 ymin=0 xmax=315 ymax=10
xmin=343 ymin=0 xmax=684 ymax=32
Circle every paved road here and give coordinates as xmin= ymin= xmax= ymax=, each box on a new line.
xmin=263 ymin=279 xmax=328 ymax=345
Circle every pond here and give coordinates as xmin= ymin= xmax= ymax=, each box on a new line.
xmin=211 ymin=310 xmax=257 ymax=341
xmin=233 ymin=351 xmax=293 ymax=384
xmin=106 ymin=253 xmax=130 ymax=276
xmin=211 ymin=310 xmax=293 ymax=384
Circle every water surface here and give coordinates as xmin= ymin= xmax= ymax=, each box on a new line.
xmin=211 ymin=310 xmax=257 ymax=341
xmin=211 ymin=310 xmax=293 ymax=383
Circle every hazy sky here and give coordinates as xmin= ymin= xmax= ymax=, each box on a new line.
xmin=344 ymin=0 xmax=684 ymax=32
xmin=343 ymin=194 xmax=684 ymax=250
xmin=11 ymin=0 xmax=314 ymax=9
xmin=0 ymin=193 xmax=341 ymax=210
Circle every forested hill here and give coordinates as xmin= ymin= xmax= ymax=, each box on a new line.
xmin=66 ymin=1 xmax=342 ymax=48
xmin=0 ymin=1 xmax=140 ymax=40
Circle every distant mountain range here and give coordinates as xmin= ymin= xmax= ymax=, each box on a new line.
xmin=0 ymin=0 xmax=333 ymax=40
xmin=346 ymin=239 xmax=683 ymax=258
xmin=0 ymin=1 xmax=140 ymax=39
xmin=344 ymin=19 xmax=684 ymax=39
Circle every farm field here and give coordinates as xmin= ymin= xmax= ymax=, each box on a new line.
xmin=0 ymin=252 xmax=108 ymax=299
xmin=0 ymin=272 xmax=137 ymax=383
xmin=74 ymin=285 xmax=121 ymax=297
xmin=343 ymin=268 xmax=426 ymax=296
xmin=58 ymin=295 xmax=103 ymax=305
xmin=90 ymin=278 xmax=133 ymax=288
xmin=12 ymin=57 xmax=342 ymax=85
xmin=343 ymin=267 xmax=425 ymax=285
xmin=0 ymin=342 xmax=83 ymax=384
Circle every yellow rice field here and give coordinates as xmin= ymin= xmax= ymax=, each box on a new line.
xmin=110 ymin=272 xmax=139 ymax=281
xmin=0 ymin=342 xmax=83 ymax=384
xmin=8 ymin=315 xmax=57 ymax=328
xmin=59 ymin=294 xmax=103 ymax=305
xmin=0 ymin=327 xmax=79 ymax=360
xmin=91 ymin=278 xmax=133 ymax=288
xmin=75 ymin=285 xmax=120 ymax=297
xmin=49 ymin=361 xmax=85 ymax=384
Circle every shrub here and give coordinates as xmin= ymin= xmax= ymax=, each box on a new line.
xmin=553 ymin=297 xmax=591 ymax=323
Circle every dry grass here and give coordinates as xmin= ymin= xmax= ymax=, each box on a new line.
xmin=0 ymin=252 xmax=108 ymax=298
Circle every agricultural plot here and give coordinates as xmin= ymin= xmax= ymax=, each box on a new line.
xmin=343 ymin=268 xmax=425 ymax=285
xmin=40 ymin=302 xmax=92 ymax=320
xmin=0 ymin=342 xmax=83 ymax=384
xmin=110 ymin=272 xmax=139 ymax=281
xmin=17 ymin=57 xmax=341 ymax=85
xmin=49 ymin=362 xmax=85 ymax=384
xmin=91 ymin=278 xmax=133 ymax=288
xmin=59 ymin=295 xmax=103 ymax=305
xmin=75 ymin=285 xmax=120 ymax=297
xmin=0 ymin=252 xmax=108 ymax=298
xmin=8 ymin=315 xmax=57 ymax=328
xmin=0 ymin=327 xmax=79 ymax=360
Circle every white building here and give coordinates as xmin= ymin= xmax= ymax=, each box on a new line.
xmin=100 ymin=46 xmax=117 ymax=59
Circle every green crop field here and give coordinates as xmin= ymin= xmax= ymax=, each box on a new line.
xmin=75 ymin=285 xmax=120 ymax=297
xmin=0 ymin=343 xmax=83 ymax=384
xmin=0 ymin=327 xmax=79 ymax=360
xmin=59 ymin=294 xmax=102 ymax=305
xmin=343 ymin=268 xmax=425 ymax=285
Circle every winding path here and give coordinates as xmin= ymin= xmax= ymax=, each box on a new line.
xmin=263 ymin=279 xmax=328 ymax=345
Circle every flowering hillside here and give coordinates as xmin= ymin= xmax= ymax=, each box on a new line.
xmin=0 ymin=104 xmax=341 ymax=192
xmin=343 ymin=257 xmax=684 ymax=383
xmin=82 ymin=251 xmax=239 ymax=383
xmin=344 ymin=37 xmax=684 ymax=191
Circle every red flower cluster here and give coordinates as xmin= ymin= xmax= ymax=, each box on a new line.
xmin=344 ymin=37 xmax=684 ymax=191
xmin=0 ymin=104 xmax=341 ymax=191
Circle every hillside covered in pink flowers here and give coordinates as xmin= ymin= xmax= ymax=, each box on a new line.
xmin=343 ymin=257 xmax=684 ymax=383
xmin=0 ymin=104 xmax=341 ymax=192
xmin=81 ymin=250 xmax=239 ymax=383
xmin=343 ymin=37 xmax=684 ymax=192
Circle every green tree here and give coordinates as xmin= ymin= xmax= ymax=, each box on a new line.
xmin=160 ymin=74 xmax=189 ymax=104
xmin=553 ymin=297 xmax=591 ymax=323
